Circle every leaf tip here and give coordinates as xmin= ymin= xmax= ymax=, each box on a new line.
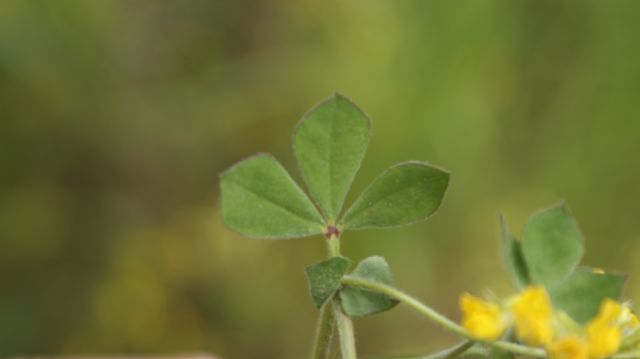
xmin=219 ymin=152 xmax=275 ymax=179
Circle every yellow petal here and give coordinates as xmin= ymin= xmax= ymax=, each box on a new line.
xmin=548 ymin=336 xmax=589 ymax=359
xmin=596 ymin=299 xmax=623 ymax=325
xmin=512 ymin=286 xmax=554 ymax=346
xmin=584 ymin=299 xmax=623 ymax=358
xmin=459 ymin=292 xmax=505 ymax=341
xmin=587 ymin=322 xmax=621 ymax=359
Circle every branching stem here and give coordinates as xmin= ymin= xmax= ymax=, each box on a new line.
xmin=340 ymin=276 xmax=547 ymax=358
xmin=312 ymin=233 xmax=358 ymax=359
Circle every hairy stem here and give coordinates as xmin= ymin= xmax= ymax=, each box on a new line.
xmin=414 ymin=340 xmax=474 ymax=359
xmin=311 ymin=233 xmax=357 ymax=359
xmin=312 ymin=301 xmax=336 ymax=359
xmin=327 ymin=234 xmax=341 ymax=257
xmin=340 ymin=276 xmax=546 ymax=358
xmin=334 ymin=300 xmax=357 ymax=359
xmin=440 ymin=340 xmax=474 ymax=359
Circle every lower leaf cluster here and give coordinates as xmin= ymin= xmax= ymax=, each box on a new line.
xmin=305 ymin=256 xmax=398 ymax=317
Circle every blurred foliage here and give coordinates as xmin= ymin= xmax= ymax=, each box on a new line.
xmin=1 ymin=1 xmax=640 ymax=358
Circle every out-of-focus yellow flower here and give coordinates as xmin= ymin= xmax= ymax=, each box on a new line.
xmin=548 ymin=335 xmax=589 ymax=359
xmin=587 ymin=323 xmax=621 ymax=359
xmin=586 ymin=299 xmax=622 ymax=359
xmin=511 ymin=286 xmax=554 ymax=346
xmin=592 ymin=299 xmax=622 ymax=326
xmin=459 ymin=292 xmax=506 ymax=340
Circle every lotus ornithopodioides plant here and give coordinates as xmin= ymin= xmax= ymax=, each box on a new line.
xmin=219 ymin=93 xmax=640 ymax=359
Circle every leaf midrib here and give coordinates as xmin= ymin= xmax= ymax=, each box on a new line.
xmin=346 ymin=181 xmax=426 ymax=222
xmin=327 ymin=104 xmax=337 ymax=218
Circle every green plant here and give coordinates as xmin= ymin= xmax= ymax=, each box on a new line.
xmin=219 ymin=94 xmax=640 ymax=359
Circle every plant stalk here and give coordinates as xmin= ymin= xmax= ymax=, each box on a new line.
xmin=312 ymin=301 xmax=336 ymax=359
xmin=327 ymin=233 xmax=341 ymax=257
xmin=334 ymin=299 xmax=357 ymax=359
xmin=311 ymin=232 xmax=358 ymax=359
xmin=340 ymin=276 xmax=546 ymax=358
xmin=439 ymin=340 xmax=474 ymax=359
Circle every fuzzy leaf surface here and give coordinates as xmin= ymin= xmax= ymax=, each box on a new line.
xmin=220 ymin=154 xmax=324 ymax=239
xmin=341 ymin=162 xmax=449 ymax=229
xmin=293 ymin=93 xmax=370 ymax=220
xmin=551 ymin=268 xmax=626 ymax=324
xmin=340 ymin=256 xmax=398 ymax=317
xmin=305 ymin=256 xmax=352 ymax=308
xmin=521 ymin=203 xmax=584 ymax=288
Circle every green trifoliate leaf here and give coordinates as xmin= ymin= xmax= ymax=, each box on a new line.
xmin=551 ymin=267 xmax=627 ymax=324
xmin=220 ymin=154 xmax=325 ymax=239
xmin=341 ymin=162 xmax=449 ymax=229
xmin=293 ymin=93 xmax=370 ymax=221
xmin=521 ymin=202 xmax=584 ymax=288
xmin=305 ymin=256 xmax=352 ymax=308
xmin=500 ymin=214 xmax=530 ymax=289
xmin=340 ymin=256 xmax=398 ymax=317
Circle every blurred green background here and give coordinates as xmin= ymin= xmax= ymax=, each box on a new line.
xmin=1 ymin=1 xmax=640 ymax=358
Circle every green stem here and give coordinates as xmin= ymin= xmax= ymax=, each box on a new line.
xmin=334 ymin=299 xmax=357 ymax=359
xmin=328 ymin=234 xmax=341 ymax=257
xmin=340 ymin=276 xmax=546 ymax=358
xmin=311 ymin=233 xmax=357 ymax=359
xmin=312 ymin=301 xmax=336 ymax=359
xmin=442 ymin=341 xmax=473 ymax=359
xmin=431 ymin=340 xmax=474 ymax=359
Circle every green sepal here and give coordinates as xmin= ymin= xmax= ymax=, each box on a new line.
xmin=500 ymin=214 xmax=530 ymax=289
xmin=220 ymin=154 xmax=325 ymax=239
xmin=339 ymin=256 xmax=399 ymax=317
xmin=293 ymin=93 xmax=370 ymax=221
xmin=521 ymin=202 xmax=584 ymax=288
xmin=551 ymin=267 xmax=627 ymax=324
xmin=305 ymin=256 xmax=352 ymax=308
xmin=341 ymin=161 xmax=449 ymax=230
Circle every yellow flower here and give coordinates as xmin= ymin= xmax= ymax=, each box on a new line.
xmin=587 ymin=323 xmax=621 ymax=359
xmin=592 ymin=299 xmax=622 ymax=326
xmin=548 ymin=335 xmax=589 ymax=359
xmin=511 ymin=286 xmax=554 ymax=346
xmin=586 ymin=299 xmax=623 ymax=359
xmin=459 ymin=292 xmax=506 ymax=340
